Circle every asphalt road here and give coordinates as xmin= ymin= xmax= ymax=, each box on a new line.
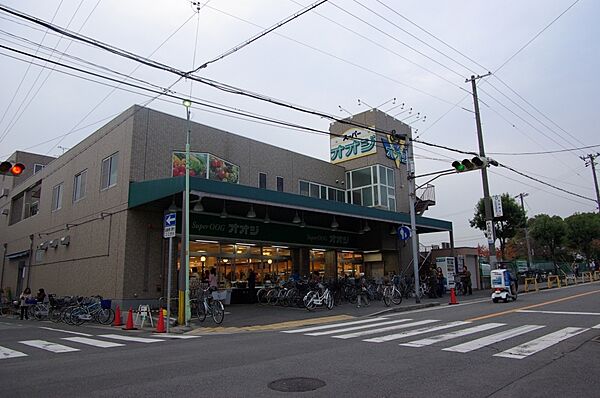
xmin=2 ymin=282 xmax=600 ymax=398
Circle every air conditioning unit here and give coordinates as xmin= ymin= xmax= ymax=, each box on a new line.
xmin=60 ymin=235 xmax=70 ymax=246
xmin=38 ymin=241 xmax=49 ymax=250
xmin=49 ymin=239 xmax=59 ymax=248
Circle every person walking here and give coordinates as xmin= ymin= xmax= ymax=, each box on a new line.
xmin=462 ymin=267 xmax=473 ymax=295
xmin=19 ymin=287 xmax=32 ymax=320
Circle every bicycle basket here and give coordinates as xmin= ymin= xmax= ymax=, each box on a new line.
xmin=100 ymin=299 xmax=112 ymax=309
xmin=211 ymin=290 xmax=227 ymax=301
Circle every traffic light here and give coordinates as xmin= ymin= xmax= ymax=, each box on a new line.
xmin=452 ymin=156 xmax=497 ymax=172
xmin=0 ymin=161 xmax=25 ymax=176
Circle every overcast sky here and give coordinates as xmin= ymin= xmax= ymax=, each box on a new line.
xmin=0 ymin=0 xmax=598 ymax=249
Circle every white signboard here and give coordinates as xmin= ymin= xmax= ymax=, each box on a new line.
xmin=330 ymin=128 xmax=377 ymax=164
xmin=486 ymin=220 xmax=494 ymax=244
xmin=436 ymin=257 xmax=455 ymax=290
xmin=492 ymin=195 xmax=503 ymax=218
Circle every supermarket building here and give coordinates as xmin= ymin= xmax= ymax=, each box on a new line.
xmin=0 ymin=105 xmax=451 ymax=306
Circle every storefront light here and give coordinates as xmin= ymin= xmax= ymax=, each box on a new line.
xmin=267 ymin=259 xmax=273 ymax=264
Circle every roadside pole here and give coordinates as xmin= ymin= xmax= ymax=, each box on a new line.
xmin=407 ymin=139 xmax=421 ymax=303
xmin=467 ymin=74 xmax=497 ymax=269
xmin=166 ymin=236 xmax=173 ymax=334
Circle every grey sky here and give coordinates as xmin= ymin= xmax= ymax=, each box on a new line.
xmin=0 ymin=0 xmax=597 ymax=248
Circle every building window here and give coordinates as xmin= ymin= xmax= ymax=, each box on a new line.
xmin=33 ymin=164 xmax=45 ymax=174
xmin=100 ymin=152 xmax=119 ymax=190
xmin=52 ymin=183 xmax=63 ymax=211
xmin=346 ymin=165 xmax=396 ymax=211
xmin=258 ymin=172 xmax=267 ymax=189
xmin=276 ymin=176 xmax=284 ymax=192
xmin=298 ymin=180 xmax=345 ymax=202
xmin=73 ymin=169 xmax=87 ymax=202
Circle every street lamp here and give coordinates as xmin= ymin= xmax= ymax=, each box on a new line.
xmin=179 ymin=99 xmax=192 ymax=326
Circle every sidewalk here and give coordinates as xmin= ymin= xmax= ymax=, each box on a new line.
xmin=171 ymin=288 xmax=492 ymax=335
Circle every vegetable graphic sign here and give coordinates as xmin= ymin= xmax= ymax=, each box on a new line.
xmin=172 ymin=152 xmax=239 ymax=184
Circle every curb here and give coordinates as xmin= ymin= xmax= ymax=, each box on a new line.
xmin=369 ymin=302 xmax=440 ymax=317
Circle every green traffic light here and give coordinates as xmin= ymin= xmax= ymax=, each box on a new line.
xmin=456 ymin=164 xmax=465 ymax=172
xmin=451 ymin=160 xmax=465 ymax=172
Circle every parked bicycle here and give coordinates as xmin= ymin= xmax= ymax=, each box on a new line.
xmin=303 ymin=283 xmax=334 ymax=311
xmin=193 ymin=287 xmax=225 ymax=324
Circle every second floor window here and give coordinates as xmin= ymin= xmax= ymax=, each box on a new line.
xmin=33 ymin=164 xmax=45 ymax=174
xmin=52 ymin=183 xmax=63 ymax=211
xmin=73 ymin=170 xmax=87 ymax=202
xmin=101 ymin=152 xmax=119 ymax=190
xmin=259 ymin=172 xmax=267 ymax=189
xmin=276 ymin=176 xmax=284 ymax=192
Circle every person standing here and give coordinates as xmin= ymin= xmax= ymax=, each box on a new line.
xmin=19 ymin=287 xmax=32 ymax=320
xmin=462 ymin=267 xmax=473 ymax=295
xmin=248 ymin=269 xmax=256 ymax=290
xmin=208 ymin=267 xmax=218 ymax=290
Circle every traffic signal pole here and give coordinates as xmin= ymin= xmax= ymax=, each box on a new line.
xmin=467 ymin=73 xmax=497 ymax=269
xmin=580 ymin=153 xmax=600 ymax=212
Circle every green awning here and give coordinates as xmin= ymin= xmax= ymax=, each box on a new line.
xmin=128 ymin=176 xmax=452 ymax=233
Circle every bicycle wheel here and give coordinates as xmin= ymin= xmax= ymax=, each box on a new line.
xmin=211 ymin=301 xmax=225 ymax=324
xmin=383 ymin=287 xmax=391 ymax=307
xmin=304 ymin=291 xmax=317 ymax=311
xmin=196 ymin=301 xmax=207 ymax=322
xmin=49 ymin=308 xmax=62 ymax=323
xmin=391 ymin=288 xmax=403 ymax=305
xmin=256 ymin=288 xmax=268 ymax=305
xmin=95 ymin=308 xmax=114 ymax=325
xmin=325 ymin=291 xmax=334 ymax=310
xmin=266 ymin=289 xmax=278 ymax=306
xmin=70 ymin=308 xmax=86 ymax=326
xmin=62 ymin=306 xmax=76 ymax=325
xmin=33 ymin=304 xmax=44 ymax=320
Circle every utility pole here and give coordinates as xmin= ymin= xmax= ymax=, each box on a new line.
xmin=467 ymin=73 xmax=497 ymax=269
xmin=516 ymin=193 xmax=534 ymax=268
xmin=580 ymin=153 xmax=600 ymax=212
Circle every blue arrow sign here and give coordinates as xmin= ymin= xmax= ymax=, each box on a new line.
xmin=397 ymin=226 xmax=412 ymax=241
xmin=164 ymin=213 xmax=176 ymax=227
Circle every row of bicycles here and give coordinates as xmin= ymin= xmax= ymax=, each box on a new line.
xmin=9 ymin=295 xmax=116 ymax=326
xmin=255 ymin=277 xmax=419 ymax=311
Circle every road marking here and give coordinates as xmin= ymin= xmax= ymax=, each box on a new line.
xmin=467 ymin=290 xmax=600 ymax=322
xmin=283 ymin=317 xmax=388 ymax=334
xmin=332 ymin=319 xmax=439 ymax=340
xmin=306 ymin=319 xmax=411 ymax=336
xmin=494 ymin=327 xmax=589 ymax=359
xmin=62 ymin=337 xmax=125 ymax=348
xmin=19 ymin=340 xmax=80 ymax=353
xmin=98 ymin=334 xmax=164 ymax=343
xmin=39 ymin=327 xmax=93 ymax=337
xmin=516 ymin=310 xmax=600 ymax=316
xmin=443 ymin=325 xmax=544 ymax=353
xmin=401 ymin=323 xmax=506 ymax=348
xmin=364 ymin=321 xmax=470 ymax=343
xmin=0 ymin=346 xmax=28 ymax=359
xmin=151 ymin=334 xmax=200 ymax=339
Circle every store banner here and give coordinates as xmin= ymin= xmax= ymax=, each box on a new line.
xmin=330 ymin=128 xmax=376 ymax=164
xmin=172 ymin=151 xmax=239 ymax=183
xmin=184 ymin=213 xmax=358 ymax=249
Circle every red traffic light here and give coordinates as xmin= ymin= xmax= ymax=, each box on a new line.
xmin=0 ymin=161 xmax=25 ymax=176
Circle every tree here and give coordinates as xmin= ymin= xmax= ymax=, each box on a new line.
xmin=564 ymin=212 xmax=600 ymax=264
xmin=470 ymin=193 xmax=526 ymax=260
xmin=529 ymin=214 xmax=566 ymax=274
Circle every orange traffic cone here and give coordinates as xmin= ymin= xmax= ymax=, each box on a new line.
xmin=113 ymin=305 xmax=123 ymax=327
xmin=122 ymin=307 xmax=137 ymax=330
xmin=449 ymin=288 xmax=459 ymax=305
xmin=155 ymin=307 xmax=166 ymax=333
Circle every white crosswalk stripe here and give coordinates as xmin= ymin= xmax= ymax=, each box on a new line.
xmin=443 ymin=325 xmax=545 ymax=353
xmin=19 ymin=340 xmax=80 ymax=353
xmin=332 ymin=319 xmax=439 ymax=339
xmin=98 ymin=334 xmax=164 ymax=343
xmin=307 ymin=319 xmax=412 ymax=336
xmin=400 ymin=323 xmax=506 ymax=348
xmin=282 ymin=317 xmax=389 ymax=334
xmin=493 ymin=327 xmax=589 ymax=359
xmin=62 ymin=337 xmax=125 ymax=348
xmin=151 ymin=334 xmax=200 ymax=339
xmin=364 ymin=321 xmax=470 ymax=343
xmin=0 ymin=346 xmax=28 ymax=359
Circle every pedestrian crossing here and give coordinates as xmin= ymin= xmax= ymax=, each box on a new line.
xmin=0 ymin=333 xmax=199 ymax=360
xmin=281 ymin=317 xmax=593 ymax=360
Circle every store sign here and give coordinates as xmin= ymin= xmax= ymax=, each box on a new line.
xmin=330 ymin=128 xmax=376 ymax=164
xmin=381 ymin=131 xmax=407 ymax=168
xmin=186 ymin=213 xmax=357 ymax=249
xmin=492 ymin=195 xmax=503 ymax=218
xmin=172 ymin=151 xmax=239 ymax=184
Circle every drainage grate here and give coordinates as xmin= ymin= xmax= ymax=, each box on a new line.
xmin=268 ymin=377 xmax=326 ymax=393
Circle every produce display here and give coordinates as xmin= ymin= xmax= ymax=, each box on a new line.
xmin=209 ymin=155 xmax=239 ymax=183
xmin=172 ymin=152 xmax=207 ymax=177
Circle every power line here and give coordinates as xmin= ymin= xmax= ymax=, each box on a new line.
xmin=489 ymin=144 xmax=600 ymax=156
xmin=194 ymin=0 xmax=329 ymax=71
